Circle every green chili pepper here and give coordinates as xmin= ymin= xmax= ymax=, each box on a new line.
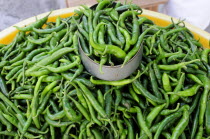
xmin=133 ymin=80 xmax=166 ymax=103
xmin=168 ymin=84 xmax=201 ymax=97
xmin=205 ymin=100 xmax=210 ymax=135
xmin=15 ymin=12 xmax=51 ymax=31
xmin=92 ymin=69 xmax=139 ymax=84
xmin=28 ymin=33 xmax=53 ymax=44
xmin=158 ymin=59 xmax=200 ymax=71
xmin=63 ymin=90 xmax=82 ymax=122
xmin=171 ymin=108 xmax=190 ymax=139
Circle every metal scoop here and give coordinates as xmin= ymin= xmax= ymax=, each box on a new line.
xmin=79 ymin=42 xmax=143 ymax=81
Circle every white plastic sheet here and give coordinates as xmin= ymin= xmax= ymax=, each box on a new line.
xmin=163 ymin=0 xmax=210 ymax=30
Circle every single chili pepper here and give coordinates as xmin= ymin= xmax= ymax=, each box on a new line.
xmin=30 ymin=75 xmax=46 ymax=129
xmin=124 ymin=118 xmax=134 ymax=139
xmin=91 ymin=128 xmax=102 ymax=139
xmin=129 ymin=10 xmax=140 ymax=46
xmin=86 ymin=122 xmax=94 ymax=138
xmin=9 ymin=51 xmax=25 ymax=64
xmin=120 ymin=129 xmax=128 ymax=139
xmin=197 ymin=74 xmax=210 ymax=125
xmin=85 ymin=96 xmax=102 ymax=126
xmin=189 ymin=93 xmax=201 ymax=114
xmin=109 ymin=8 xmax=119 ymax=21
xmin=93 ymin=8 xmax=112 ymax=28
xmin=25 ymin=47 xmax=75 ymax=76
xmin=79 ymin=120 xmax=88 ymax=139
xmin=62 ymin=73 xmax=94 ymax=88
xmin=160 ymin=103 xmax=180 ymax=115
xmin=64 ymin=32 xmax=73 ymax=47
xmin=15 ymin=12 xmax=51 ymax=31
xmin=133 ymin=80 xmax=166 ymax=103
xmin=19 ymin=114 xmax=32 ymax=138
xmin=118 ymin=26 xmax=131 ymax=51
xmin=2 ymin=113 xmax=18 ymax=127
xmin=77 ymin=81 xmax=107 ymax=118
xmin=135 ymin=106 xmax=152 ymax=139
xmin=171 ymin=108 xmax=190 ymax=139
xmin=202 ymin=61 xmax=210 ymax=78
xmin=162 ymin=132 xmax=172 ymax=139
xmin=153 ymin=61 xmax=162 ymax=86
xmin=0 ymin=109 xmax=13 ymax=132
xmin=42 ymin=75 xmax=62 ymax=82
xmin=0 ymin=75 xmax=8 ymax=97
xmin=191 ymin=104 xmax=200 ymax=139
xmin=79 ymin=34 xmax=90 ymax=56
xmin=201 ymin=48 xmax=210 ymax=63
xmin=99 ymin=55 xmax=108 ymax=74
xmin=187 ymin=74 xmax=203 ymax=85
xmin=0 ymin=131 xmax=17 ymax=136
xmin=64 ymin=125 xmax=77 ymax=139
xmin=70 ymin=65 xmax=84 ymax=82
xmin=98 ymin=23 xmax=106 ymax=44
xmin=96 ymin=0 xmax=111 ymax=11
xmin=104 ymin=90 xmax=112 ymax=118
xmin=69 ymin=82 xmax=88 ymax=109
xmin=118 ymin=10 xmax=138 ymax=28
xmin=116 ymin=119 xmax=124 ymax=136
xmin=44 ymin=114 xmax=75 ymax=127
xmin=33 ymin=23 xmax=65 ymax=34
xmin=168 ymin=84 xmax=201 ymax=97
xmin=11 ymin=94 xmax=33 ymax=100
xmin=63 ymin=90 xmax=82 ymax=122
xmin=146 ymin=103 xmax=166 ymax=127
xmin=113 ymin=90 xmax=121 ymax=114
xmin=153 ymin=111 xmax=183 ymax=139
xmin=90 ymin=70 xmax=140 ymax=86
xmin=49 ymin=125 xmax=55 ymax=139
xmin=138 ymin=16 xmax=150 ymax=25
xmin=0 ymin=61 xmax=8 ymax=68
xmin=69 ymin=96 xmax=91 ymax=121
xmin=149 ymin=63 xmax=162 ymax=98
xmin=40 ymin=81 xmax=58 ymax=103
xmin=97 ymin=89 xmax=105 ymax=109
xmin=46 ymin=108 xmax=65 ymax=121
xmin=195 ymin=125 xmax=203 ymax=139
xmin=158 ymin=59 xmax=200 ymax=71
xmin=205 ymin=100 xmax=210 ymax=135
xmin=128 ymin=84 xmax=140 ymax=103
xmin=22 ymin=39 xmax=38 ymax=53
xmin=28 ymin=33 xmax=53 ymax=44
xmin=81 ymin=15 xmax=89 ymax=32
xmin=122 ymin=27 xmax=152 ymax=66
xmin=115 ymin=4 xmax=142 ymax=12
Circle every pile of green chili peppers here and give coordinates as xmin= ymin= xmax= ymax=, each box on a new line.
xmin=0 ymin=0 xmax=210 ymax=138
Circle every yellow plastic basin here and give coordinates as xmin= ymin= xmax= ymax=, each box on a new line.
xmin=0 ymin=7 xmax=209 ymax=48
